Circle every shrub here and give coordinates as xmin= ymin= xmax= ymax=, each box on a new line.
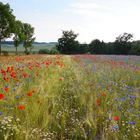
xmin=2 ymin=51 xmax=9 ymax=56
xmin=38 ymin=49 xmax=50 ymax=54
xmin=50 ymin=49 xmax=59 ymax=54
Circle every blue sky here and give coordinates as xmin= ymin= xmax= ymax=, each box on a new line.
xmin=1 ymin=0 xmax=140 ymax=43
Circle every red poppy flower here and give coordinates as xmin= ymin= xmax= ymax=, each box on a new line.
xmin=7 ymin=67 xmax=11 ymax=73
xmin=96 ymin=99 xmax=101 ymax=103
xmin=4 ymin=87 xmax=10 ymax=92
xmin=3 ymin=77 xmax=10 ymax=82
xmin=59 ymin=77 xmax=64 ymax=81
xmin=27 ymin=91 xmax=33 ymax=97
xmin=10 ymin=72 xmax=16 ymax=77
xmin=96 ymin=103 xmax=101 ymax=106
xmin=59 ymin=63 xmax=64 ymax=68
xmin=113 ymin=116 xmax=120 ymax=121
xmin=0 ymin=94 xmax=5 ymax=100
xmin=17 ymin=68 xmax=20 ymax=71
xmin=1 ymin=69 xmax=6 ymax=76
xmin=18 ymin=105 xmax=25 ymax=110
xmin=29 ymin=67 xmax=33 ymax=70
xmin=23 ymin=73 xmax=28 ymax=78
xmin=11 ymin=66 xmax=14 ymax=71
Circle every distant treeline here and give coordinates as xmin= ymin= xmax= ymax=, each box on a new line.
xmin=56 ymin=30 xmax=140 ymax=55
xmin=1 ymin=41 xmax=57 ymax=45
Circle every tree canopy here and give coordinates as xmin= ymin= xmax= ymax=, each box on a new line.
xmin=55 ymin=32 xmax=140 ymax=55
xmin=114 ymin=33 xmax=133 ymax=54
xmin=22 ymin=23 xmax=35 ymax=54
xmin=0 ymin=2 xmax=15 ymax=54
xmin=0 ymin=2 xmax=35 ymax=55
xmin=13 ymin=20 xmax=24 ymax=55
xmin=56 ymin=30 xmax=79 ymax=54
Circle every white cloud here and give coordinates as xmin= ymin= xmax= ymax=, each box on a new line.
xmin=67 ymin=1 xmax=111 ymax=19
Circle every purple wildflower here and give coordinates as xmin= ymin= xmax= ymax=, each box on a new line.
xmin=128 ymin=121 xmax=136 ymax=125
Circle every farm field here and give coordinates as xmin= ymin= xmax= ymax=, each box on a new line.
xmin=1 ymin=43 xmax=55 ymax=53
xmin=0 ymin=55 xmax=140 ymax=140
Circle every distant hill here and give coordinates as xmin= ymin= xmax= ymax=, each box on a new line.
xmin=1 ymin=41 xmax=57 ymax=45
xmin=1 ymin=41 xmax=57 ymax=52
xmin=34 ymin=42 xmax=57 ymax=45
xmin=1 ymin=41 xmax=13 ymax=45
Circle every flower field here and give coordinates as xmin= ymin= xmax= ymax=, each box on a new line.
xmin=0 ymin=55 xmax=140 ymax=140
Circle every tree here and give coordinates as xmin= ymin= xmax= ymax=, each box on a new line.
xmin=104 ymin=42 xmax=115 ymax=54
xmin=13 ymin=20 xmax=23 ymax=55
xmin=114 ymin=33 xmax=133 ymax=54
xmin=39 ymin=49 xmax=50 ymax=54
xmin=116 ymin=33 xmax=133 ymax=42
xmin=77 ymin=43 xmax=88 ymax=54
xmin=56 ymin=30 xmax=79 ymax=54
xmin=89 ymin=39 xmax=104 ymax=54
xmin=22 ymin=23 xmax=35 ymax=54
xmin=129 ymin=41 xmax=140 ymax=55
xmin=28 ymin=38 xmax=35 ymax=54
xmin=0 ymin=2 xmax=15 ymax=54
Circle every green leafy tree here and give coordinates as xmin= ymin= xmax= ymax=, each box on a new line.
xmin=89 ymin=39 xmax=103 ymax=54
xmin=0 ymin=2 xmax=15 ymax=54
xmin=13 ymin=20 xmax=24 ymax=55
xmin=50 ymin=47 xmax=59 ymax=54
xmin=104 ymin=42 xmax=115 ymax=54
xmin=38 ymin=49 xmax=50 ymax=54
xmin=129 ymin=41 xmax=140 ymax=55
xmin=56 ymin=30 xmax=79 ymax=54
xmin=114 ymin=33 xmax=133 ymax=54
xmin=78 ymin=43 xmax=89 ymax=54
xmin=28 ymin=38 xmax=35 ymax=54
xmin=22 ymin=23 xmax=35 ymax=54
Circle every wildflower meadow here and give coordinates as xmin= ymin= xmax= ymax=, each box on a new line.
xmin=0 ymin=55 xmax=140 ymax=140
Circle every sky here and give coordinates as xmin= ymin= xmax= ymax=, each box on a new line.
xmin=1 ymin=0 xmax=140 ymax=43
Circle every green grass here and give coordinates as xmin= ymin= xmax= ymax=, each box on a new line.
xmin=0 ymin=55 xmax=140 ymax=140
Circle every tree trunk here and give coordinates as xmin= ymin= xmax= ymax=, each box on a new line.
xmin=25 ymin=47 xmax=28 ymax=55
xmin=0 ymin=39 xmax=1 ymax=55
xmin=15 ymin=46 xmax=18 ymax=55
